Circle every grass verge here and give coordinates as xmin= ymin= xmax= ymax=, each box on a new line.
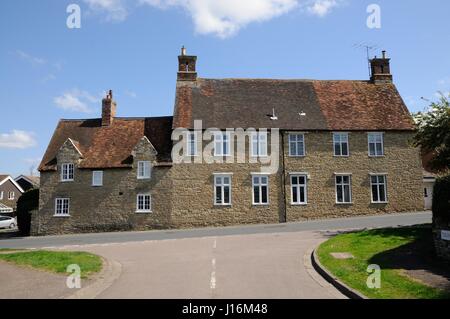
xmin=0 ymin=250 xmax=102 ymax=278
xmin=317 ymin=225 xmax=450 ymax=299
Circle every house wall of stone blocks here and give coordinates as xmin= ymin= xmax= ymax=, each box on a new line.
xmin=33 ymin=130 xmax=423 ymax=235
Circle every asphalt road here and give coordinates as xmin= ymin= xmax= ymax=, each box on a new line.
xmin=0 ymin=211 xmax=431 ymax=249
xmin=83 ymin=230 xmax=344 ymax=298
xmin=0 ymin=212 xmax=431 ymax=299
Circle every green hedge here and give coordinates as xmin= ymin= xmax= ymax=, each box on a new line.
xmin=16 ymin=189 xmax=39 ymax=236
xmin=432 ymin=175 xmax=450 ymax=228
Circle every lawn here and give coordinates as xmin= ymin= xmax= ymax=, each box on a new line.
xmin=0 ymin=250 xmax=102 ymax=278
xmin=317 ymin=225 xmax=450 ymax=299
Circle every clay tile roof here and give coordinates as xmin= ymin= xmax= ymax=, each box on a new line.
xmin=39 ymin=117 xmax=173 ymax=172
xmin=173 ymin=78 xmax=415 ymax=131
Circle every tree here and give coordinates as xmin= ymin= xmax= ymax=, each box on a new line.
xmin=412 ymin=93 xmax=450 ymax=172
xmin=16 ymin=189 xmax=39 ymax=236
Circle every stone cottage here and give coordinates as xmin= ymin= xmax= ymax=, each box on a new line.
xmin=34 ymin=49 xmax=423 ymax=235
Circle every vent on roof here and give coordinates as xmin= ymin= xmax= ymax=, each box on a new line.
xmin=269 ymin=108 xmax=278 ymax=120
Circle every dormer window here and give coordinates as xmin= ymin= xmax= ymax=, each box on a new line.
xmin=137 ymin=161 xmax=151 ymax=179
xmin=61 ymin=163 xmax=74 ymax=182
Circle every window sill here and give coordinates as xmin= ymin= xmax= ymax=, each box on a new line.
xmin=335 ymin=202 xmax=353 ymax=205
xmin=371 ymin=201 xmax=388 ymax=204
xmin=368 ymin=155 xmax=385 ymax=158
xmin=92 ymin=185 xmax=103 ymax=187
xmin=252 ymin=203 xmax=270 ymax=206
xmin=137 ymin=177 xmax=151 ymax=180
xmin=333 ymin=155 xmax=350 ymax=158
xmin=214 ymin=204 xmax=232 ymax=207
xmin=53 ymin=215 xmax=70 ymax=218
xmin=60 ymin=180 xmax=74 ymax=183
xmin=136 ymin=211 xmax=152 ymax=214
xmin=288 ymin=155 xmax=306 ymax=158
xmin=291 ymin=203 xmax=308 ymax=206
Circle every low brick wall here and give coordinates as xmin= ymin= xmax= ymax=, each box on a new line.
xmin=433 ymin=227 xmax=450 ymax=261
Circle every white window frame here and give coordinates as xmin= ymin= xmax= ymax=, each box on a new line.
xmin=251 ymin=132 xmax=268 ymax=157
xmin=333 ymin=132 xmax=349 ymax=157
xmin=214 ymin=132 xmax=231 ymax=157
xmin=368 ymin=132 xmax=384 ymax=157
xmin=54 ymin=198 xmax=70 ymax=217
xmin=92 ymin=171 xmax=103 ymax=187
xmin=8 ymin=192 xmax=15 ymax=200
xmin=214 ymin=174 xmax=232 ymax=206
xmin=0 ymin=191 xmax=3 ymax=200
xmin=186 ymin=131 xmax=198 ymax=156
xmin=252 ymin=174 xmax=270 ymax=205
xmin=289 ymin=133 xmax=305 ymax=157
xmin=370 ymin=174 xmax=388 ymax=203
xmin=335 ymin=174 xmax=352 ymax=204
xmin=290 ymin=174 xmax=308 ymax=205
xmin=136 ymin=194 xmax=152 ymax=213
xmin=61 ymin=163 xmax=74 ymax=182
xmin=137 ymin=161 xmax=151 ymax=179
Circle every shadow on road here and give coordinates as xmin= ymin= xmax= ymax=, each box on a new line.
xmin=0 ymin=230 xmax=23 ymax=240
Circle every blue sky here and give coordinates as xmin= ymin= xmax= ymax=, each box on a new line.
xmin=0 ymin=0 xmax=449 ymax=177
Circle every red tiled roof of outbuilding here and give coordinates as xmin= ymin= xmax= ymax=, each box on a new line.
xmin=39 ymin=117 xmax=173 ymax=172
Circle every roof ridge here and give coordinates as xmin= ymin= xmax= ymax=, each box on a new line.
xmin=197 ymin=78 xmax=371 ymax=82
xmin=60 ymin=116 xmax=173 ymax=122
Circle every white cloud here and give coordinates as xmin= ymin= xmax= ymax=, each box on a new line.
xmin=140 ymin=0 xmax=299 ymax=38
xmin=54 ymin=89 xmax=100 ymax=113
xmin=125 ymin=90 xmax=137 ymax=98
xmin=16 ymin=50 xmax=46 ymax=65
xmin=306 ymin=0 xmax=341 ymax=17
xmin=84 ymin=0 xmax=129 ymax=21
xmin=0 ymin=130 xmax=37 ymax=149
xmin=83 ymin=0 xmax=344 ymax=38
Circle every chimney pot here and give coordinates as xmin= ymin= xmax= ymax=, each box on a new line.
xmin=177 ymin=48 xmax=197 ymax=81
xmin=102 ymin=89 xmax=117 ymax=126
xmin=370 ymin=50 xmax=393 ymax=84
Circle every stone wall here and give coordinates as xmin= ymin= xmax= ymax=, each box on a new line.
xmin=34 ymin=137 xmax=172 ymax=235
xmin=35 ymin=130 xmax=423 ymax=235
xmin=283 ymin=131 xmax=424 ymax=221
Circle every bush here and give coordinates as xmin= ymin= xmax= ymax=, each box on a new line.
xmin=432 ymin=175 xmax=450 ymax=228
xmin=16 ymin=189 xmax=39 ymax=236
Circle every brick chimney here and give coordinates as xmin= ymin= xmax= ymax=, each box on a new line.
xmin=102 ymin=90 xmax=116 ymax=126
xmin=370 ymin=50 xmax=393 ymax=84
xmin=177 ymin=46 xmax=197 ymax=81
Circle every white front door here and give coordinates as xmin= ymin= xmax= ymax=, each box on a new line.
xmin=424 ymin=183 xmax=434 ymax=210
